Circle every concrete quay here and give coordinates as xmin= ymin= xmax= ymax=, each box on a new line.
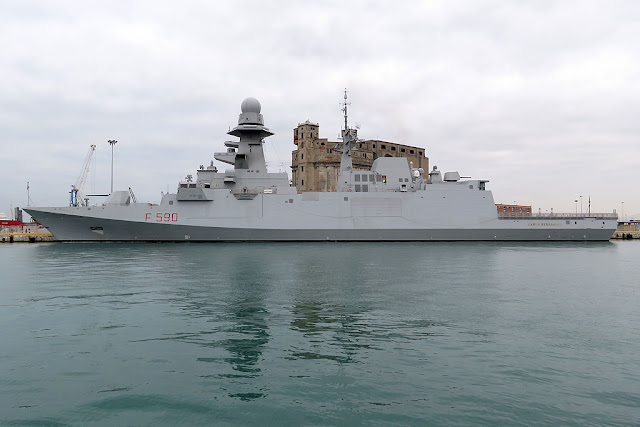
xmin=0 ymin=223 xmax=57 ymax=243
xmin=0 ymin=220 xmax=634 ymax=242
xmin=0 ymin=232 xmax=57 ymax=243
xmin=611 ymin=231 xmax=640 ymax=240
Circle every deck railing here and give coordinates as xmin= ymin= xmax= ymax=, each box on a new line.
xmin=498 ymin=212 xmax=618 ymax=220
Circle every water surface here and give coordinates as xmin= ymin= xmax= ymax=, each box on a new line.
xmin=1 ymin=242 xmax=639 ymax=425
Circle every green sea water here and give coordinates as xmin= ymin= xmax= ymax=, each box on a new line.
xmin=1 ymin=241 xmax=639 ymax=426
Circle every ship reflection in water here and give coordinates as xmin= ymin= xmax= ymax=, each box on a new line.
xmin=172 ymin=253 xmax=273 ymax=401
xmin=159 ymin=242 xmax=485 ymax=402
xmin=214 ymin=285 xmax=270 ymax=401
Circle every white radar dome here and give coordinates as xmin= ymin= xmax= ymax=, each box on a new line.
xmin=241 ymin=97 xmax=261 ymax=114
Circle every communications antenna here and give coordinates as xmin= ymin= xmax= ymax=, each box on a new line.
xmin=341 ymin=88 xmax=350 ymax=134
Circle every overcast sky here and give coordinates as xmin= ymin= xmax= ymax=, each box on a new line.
xmin=1 ymin=0 xmax=639 ymax=219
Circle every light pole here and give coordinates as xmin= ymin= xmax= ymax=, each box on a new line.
xmin=580 ymin=195 xmax=583 ymax=215
xmin=575 ymin=199 xmax=578 ymax=215
xmin=108 ymin=140 xmax=117 ymax=194
xmin=622 ymin=201 xmax=624 ymax=222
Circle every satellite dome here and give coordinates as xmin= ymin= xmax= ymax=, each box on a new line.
xmin=241 ymin=97 xmax=261 ymax=114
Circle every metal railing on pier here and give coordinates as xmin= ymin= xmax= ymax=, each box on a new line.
xmin=498 ymin=212 xmax=618 ymax=220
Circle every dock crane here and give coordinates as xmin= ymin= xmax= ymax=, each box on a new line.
xmin=70 ymin=144 xmax=96 ymax=207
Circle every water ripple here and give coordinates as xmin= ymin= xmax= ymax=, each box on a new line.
xmin=1 ymin=242 xmax=638 ymax=425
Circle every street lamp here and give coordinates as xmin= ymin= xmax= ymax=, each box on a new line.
xmin=575 ymin=199 xmax=578 ymax=215
xmin=108 ymin=140 xmax=117 ymax=194
xmin=580 ymin=195 xmax=583 ymax=215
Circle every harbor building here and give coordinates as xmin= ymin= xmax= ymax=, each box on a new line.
xmin=612 ymin=220 xmax=640 ymax=239
xmin=291 ymin=121 xmax=428 ymax=192
xmin=0 ymin=209 xmax=55 ymax=243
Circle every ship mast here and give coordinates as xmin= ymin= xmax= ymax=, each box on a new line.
xmin=343 ymin=89 xmax=349 ymax=137
xmin=337 ymin=89 xmax=354 ymax=192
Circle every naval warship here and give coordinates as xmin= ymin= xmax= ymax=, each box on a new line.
xmin=26 ymin=95 xmax=617 ymax=241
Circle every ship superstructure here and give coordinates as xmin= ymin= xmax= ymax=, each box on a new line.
xmin=25 ymin=95 xmax=617 ymax=241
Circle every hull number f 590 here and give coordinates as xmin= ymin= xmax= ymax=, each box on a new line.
xmin=145 ymin=213 xmax=178 ymax=222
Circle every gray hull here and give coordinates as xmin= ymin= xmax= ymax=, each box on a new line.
xmin=25 ymin=191 xmax=617 ymax=242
